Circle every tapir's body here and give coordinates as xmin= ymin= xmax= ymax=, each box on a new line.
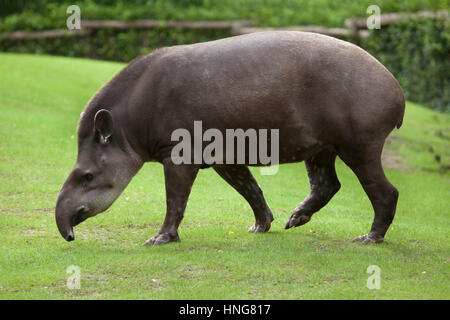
xmin=56 ymin=31 xmax=405 ymax=245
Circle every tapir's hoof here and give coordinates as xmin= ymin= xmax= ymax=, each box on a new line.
xmin=351 ymin=233 xmax=384 ymax=244
xmin=248 ymin=222 xmax=271 ymax=233
xmin=285 ymin=213 xmax=311 ymax=229
xmin=143 ymin=233 xmax=180 ymax=246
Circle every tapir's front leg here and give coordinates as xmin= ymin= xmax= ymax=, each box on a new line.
xmin=144 ymin=160 xmax=199 ymax=246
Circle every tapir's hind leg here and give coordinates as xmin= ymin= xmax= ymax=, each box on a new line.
xmin=213 ymin=165 xmax=274 ymax=233
xmin=339 ymin=146 xmax=398 ymax=244
xmin=285 ymin=148 xmax=341 ymax=229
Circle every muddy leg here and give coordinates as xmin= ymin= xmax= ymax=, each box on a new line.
xmin=285 ymin=149 xmax=341 ymax=229
xmin=346 ymin=158 xmax=398 ymax=244
xmin=213 ymin=165 xmax=274 ymax=233
xmin=144 ymin=160 xmax=199 ymax=246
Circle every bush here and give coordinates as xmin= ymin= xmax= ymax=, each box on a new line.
xmin=363 ymin=17 xmax=449 ymax=112
xmin=0 ymin=28 xmax=230 ymax=62
xmin=0 ymin=1 xmax=448 ymax=111
xmin=0 ymin=0 xmax=446 ymax=28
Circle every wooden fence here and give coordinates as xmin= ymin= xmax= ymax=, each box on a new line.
xmin=0 ymin=10 xmax=448 ymax=41
xmin=0 ymin=20 xmax=254 ymax=40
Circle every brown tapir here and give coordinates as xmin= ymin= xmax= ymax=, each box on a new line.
xmin=55 ymin=31 xmax=405 ymax=245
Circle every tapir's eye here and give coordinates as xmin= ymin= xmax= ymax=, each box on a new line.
xmin=82 ymin=173 xmax=94 ymax=184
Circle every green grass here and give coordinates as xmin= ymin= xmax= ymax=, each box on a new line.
xmin=0 ymin=53 xmax=449 ymax=299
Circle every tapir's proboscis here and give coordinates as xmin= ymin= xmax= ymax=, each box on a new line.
xmin=56 ymin=31 xmax=405 ymax=245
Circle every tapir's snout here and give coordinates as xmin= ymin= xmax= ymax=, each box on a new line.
xmin=55 ymin=191 xmax=83 ymax=242
xmin=65 ymin=230 xmax=75 ymax=242
xmin=55 ymin=211 xmax=75 ymax=242
xmin=55 ymin=176 xmax=117 ymax=242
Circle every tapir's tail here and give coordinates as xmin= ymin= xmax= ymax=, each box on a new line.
xmin=395 ymin=88 xmax=406 ymax=129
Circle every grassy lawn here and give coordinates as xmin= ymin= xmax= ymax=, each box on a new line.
xmin=0 ymin=53 xmax=448 ymax=299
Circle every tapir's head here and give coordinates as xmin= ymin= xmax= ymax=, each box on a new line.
xmin=55 ymin=109 xmax=142 ymax=242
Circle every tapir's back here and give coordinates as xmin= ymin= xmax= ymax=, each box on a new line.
xmin=147 ymin=31 xmax=404 ymax=144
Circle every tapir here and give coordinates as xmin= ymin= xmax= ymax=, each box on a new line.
xmin=55 ymin=31 xmax=405 ymax=245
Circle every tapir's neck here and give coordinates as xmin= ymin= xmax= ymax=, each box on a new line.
xmin=80 ymin=54 xmax=158 ymax=160
xmin=80 ymin=51 xmax=174 ymax=164
xmin=119 ymin=126 xmax=145 ymax=169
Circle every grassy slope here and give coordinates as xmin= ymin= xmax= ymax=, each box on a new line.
xmin=0 ymin=53 xmax=448 ymax=299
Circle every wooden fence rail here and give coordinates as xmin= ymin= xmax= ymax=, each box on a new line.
xmin=0 ymin=10 xmax=447 ymax=41
xmin=345 ymin=9 xmax=448 ymax=30
xmin=82 ymin=19 xmax=253 ymax=30
xmin=1 ymin=29 xmax=91 ymax=40
xmin=0 ymin=19 xmax=253 ymax=40
xmin=235 ymin=10 xmax=448 ymax=38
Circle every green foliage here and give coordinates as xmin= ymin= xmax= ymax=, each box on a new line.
xmin=363 ymin=18 xmax=450 ymax=112
xmin=0 ymin=28 xmax=230 ymax=62
xmin=0 ymin=0 xmax=447 ymax=28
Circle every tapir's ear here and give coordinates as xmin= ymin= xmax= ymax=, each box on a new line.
xmin=94 ymin=109 xmax=114 ymax=143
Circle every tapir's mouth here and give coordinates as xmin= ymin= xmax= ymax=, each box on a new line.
xmin=65 ymin=229 xmax=75 ymax=242
xmin=66 ymin=206 xmax=93 ymax=241
xmin=72 ymin=205 xmax=90 ymax=227
xmin=56 ymin=205 xmax=91 ymax=242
